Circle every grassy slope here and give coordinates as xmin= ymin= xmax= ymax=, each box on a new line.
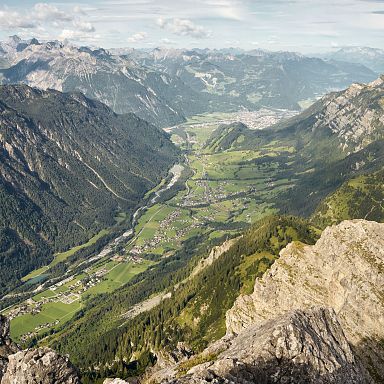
xmin=48 ymin=215 xmax=318 ymax=382
xmin=312 ymin=169 xmax=384 ymax=227
xmin=22 ymin=229 xmax=110 ymax=282
xmin=10 ymin=260 xmax=154 ymax=340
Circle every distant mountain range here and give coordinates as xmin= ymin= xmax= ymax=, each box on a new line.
xmin=130 ymin=46 xmax=377 ymax=111
xmin=0 ymin=36 xmax=378 ymax=127
xmin=0 ymin=36 xmax=191 ymax=128
xmin=0 ymin=84 xmax=178 ymax=296
xmin=318 ymin=46 xmax=384 ymax=74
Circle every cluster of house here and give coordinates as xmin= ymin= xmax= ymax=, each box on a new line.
xmin=234 ymin=109 xmax=297 ymax=130
xmin=182 ymin=179 xmax=252 ymax=207
xmin=19 ymin=319 xmax=60 ymax=343
xmin=7 ymin=298 xmax=42 ymax=321
xmin=130 ymin=209 xmax=198 ymax=255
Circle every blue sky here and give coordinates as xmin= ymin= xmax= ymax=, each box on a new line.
xmin=0 ymin=0 xmax=383 ymax=52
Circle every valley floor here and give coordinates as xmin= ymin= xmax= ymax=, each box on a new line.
xmin=1 ymin=109 xmax=298 ymax=344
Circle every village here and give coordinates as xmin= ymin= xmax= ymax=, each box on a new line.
xmin=172 ymin=109 xmax=298 ymax=132
xmin=6 ymin=252 xmax=145 ymax=343
xmin=130 ymin=209 xmax=200 ymax=256
xmin=180 ymin=178 xmax=254 ymax=207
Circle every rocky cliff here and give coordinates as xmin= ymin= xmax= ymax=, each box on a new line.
xmin=163 ymin=307 xmax=371 ymax=384
xmin=310 ymin=77 xmax=384 ymax=153
xmin=227 ymin=219 xmax=384 ymax=381
xmin=0 ymin=316 xmax=18 ymax=380
xmin=2 ymin=348 xmax=80 ymax=384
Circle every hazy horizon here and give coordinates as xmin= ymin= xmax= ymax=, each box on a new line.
xmin=0 ymin=0 xmax=383 ymax=53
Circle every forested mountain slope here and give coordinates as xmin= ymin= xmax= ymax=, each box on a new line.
xmin=311 ymin=168 xmax=384 ymax=227
xmin=47 ymin=216 xmax=318 ymax=381
xmin=207 ymin=75 xmax=384 ymax=159
xmin=0 ymin=84 xmax=178 ymax=296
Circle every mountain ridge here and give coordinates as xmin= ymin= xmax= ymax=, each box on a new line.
xmin=227 ymin=219 xmax=384 ymax=381
xmin=0 ymin=36 xmax=378 ymax=127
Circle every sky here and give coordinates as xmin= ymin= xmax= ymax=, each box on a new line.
xmin=0 ymin=0 xmax=383 ymax=53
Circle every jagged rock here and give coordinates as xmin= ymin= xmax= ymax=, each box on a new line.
xmin=0 ymin=316 xmax=9 ymax=342
xmin=163 ymin=307 xmax=370 ymax=384
xmin=310 ymin=77 xmax=384 ymax=152
xmin=227 ymin=219 xmax=384 ymax=381
xmin=0 ymin=315 xmax=81 ymax=383
xmin=1 ymin=347 xmax=81 ymax=384
xmin=0 ymin=316 xmax=19 ymax=381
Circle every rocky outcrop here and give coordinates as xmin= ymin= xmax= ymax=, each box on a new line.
xmin=227 ymin=219 xmax=384 ymax=381
xmin=311 ymin=77 xmax=384 ymax=153
xmin=162 ymin=307 xmax=371 ymax=384
xmin=2 ymin=347 xmax=80 ymax=384
xmin=0 ymin=315 xmax=80 ymax=384
xmin=0 ymin=316 xmax=19 ymax=381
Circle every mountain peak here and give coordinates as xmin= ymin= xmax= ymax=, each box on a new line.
xmin=162 ymin=307 xmax=370 ymax=384
xmin=227 ymin=219 xmax=384 ymax=379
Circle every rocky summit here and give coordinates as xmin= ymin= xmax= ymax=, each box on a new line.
xmin=2 ymin=348 xmax=80 ymax=384
xmin=227 ymin=219 xmax=384 ymax=381
xmin=162 ymin=307 xmax=370 ymax=384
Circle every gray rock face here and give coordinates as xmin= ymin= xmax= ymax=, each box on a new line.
xmin=0 ymin=316 xmax=9 ymax=342
xmin=227 ymin=219 xmax=384 ymax=381
xmin=0 ymin=315 xmax=81 ymax=384
xmin=0 ymin=316 xmax=19 ymax=381
xmin=310 ymin=77 xmax=384 ymax=153
xmin=1 ymin=347 xmax=81 ymax=384
xmin=164 ymin=308 xmax=370 ymax=384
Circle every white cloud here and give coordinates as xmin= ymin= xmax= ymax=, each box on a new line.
xmin=58 ymin=29 xmax=99 ymax=43
xmin=157 ymin=17 xmax=211 ymax=39
xmin=0 ymin=8 xmax=36 ymax=29
xmin=0 ymin=3 xmax=96 ymax=42
xmin=33 ymin=3 xmax=72 ymax=22
xmin=160 ymin=38 xmax=176 ymax=45
xmin=73 ymin=6 xmax=87 ymax=15
xmin=73 ymin=20 xmax=95 ymax=33
xmin=127 ymin=31 xmax=148 ymax=43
